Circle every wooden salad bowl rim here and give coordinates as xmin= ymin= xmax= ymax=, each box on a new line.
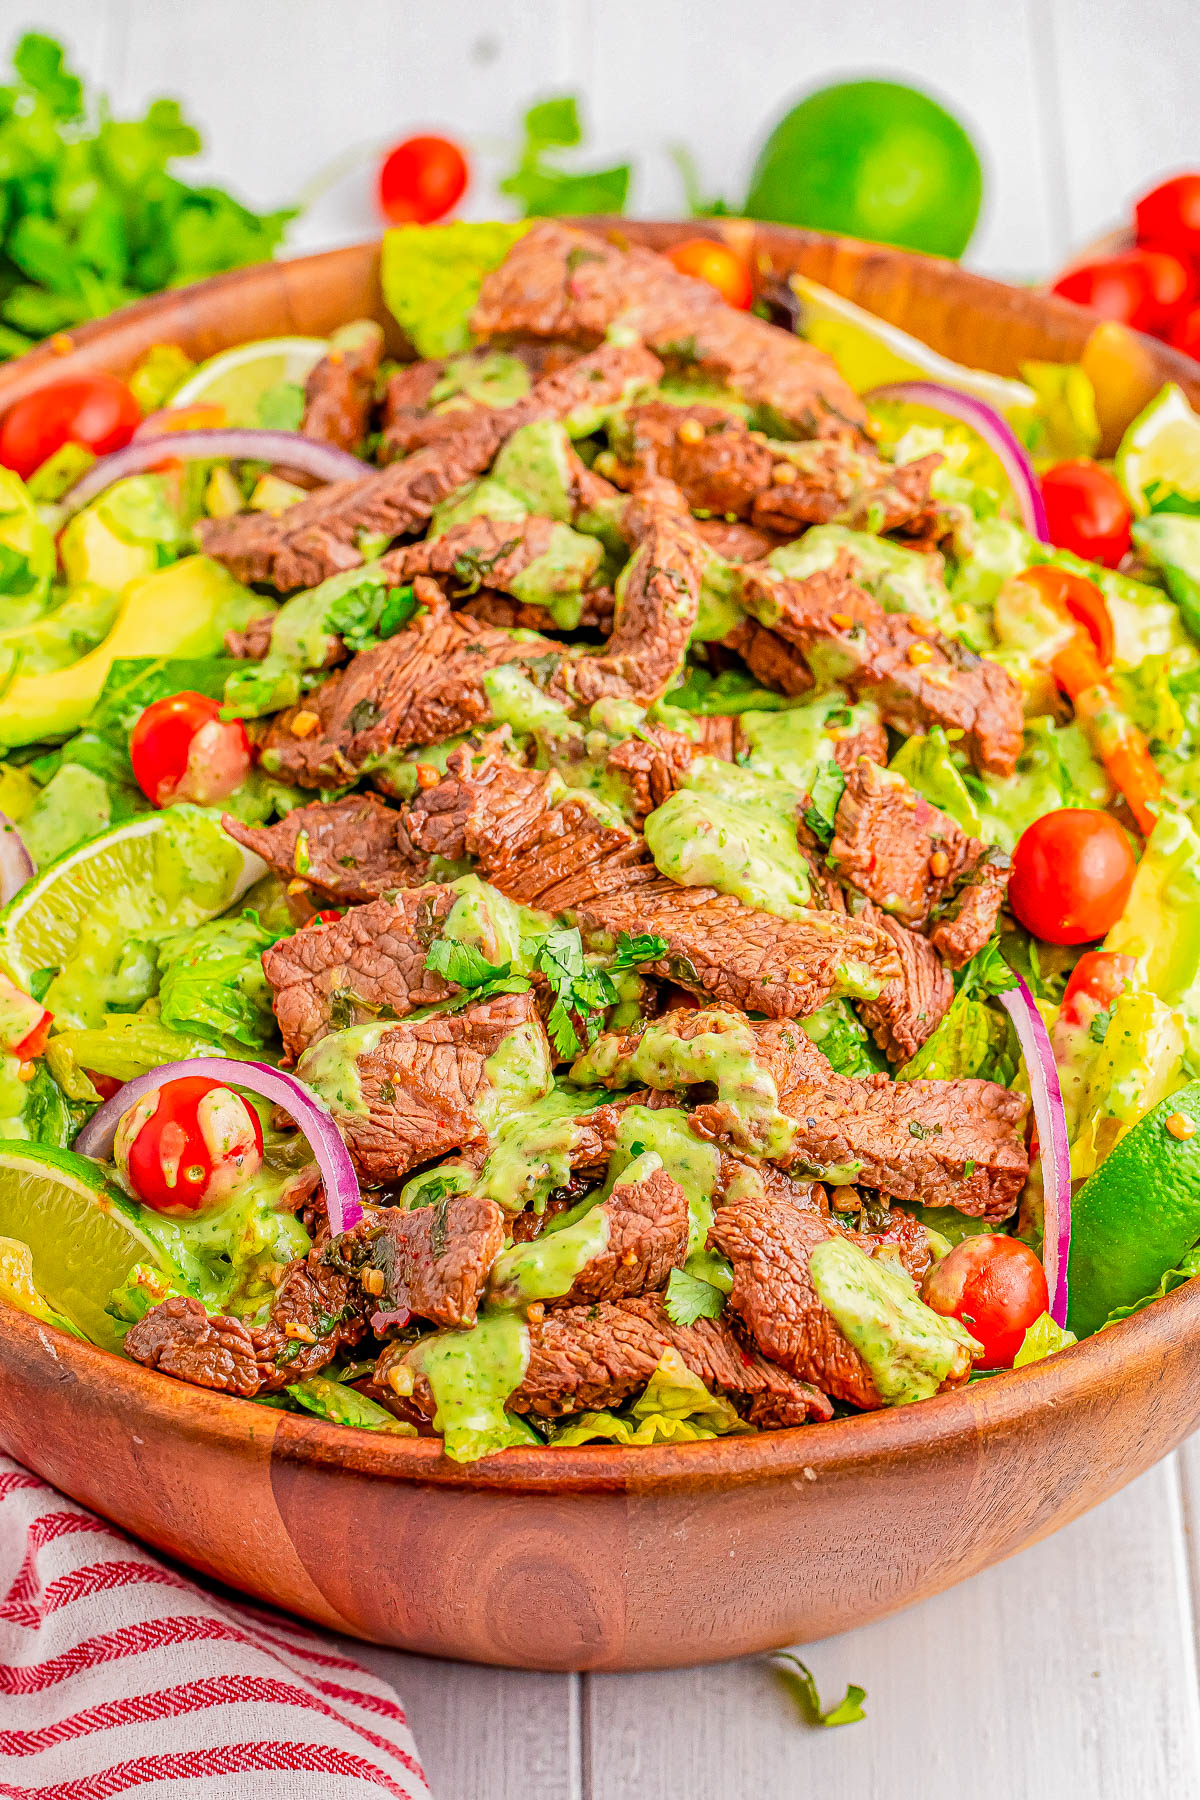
xmin=2 ymin=219 xmax=1197 ymax=1501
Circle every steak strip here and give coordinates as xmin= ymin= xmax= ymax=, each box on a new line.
xmin=472 ymin=220 xmax=867 ymax=442
xmin=198 ymin=339 xmax=662 ymax=591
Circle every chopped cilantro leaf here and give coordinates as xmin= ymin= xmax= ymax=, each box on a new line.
xmin=425 ymin=937 xmax=511 ymax=990
xmin=663 ymin=1267 xmax=725 ymax=1327
xmin=609 ymin=931 xmax=669 ymax=972
xmin=774 ymin=1654 xmax=866 ymax=1728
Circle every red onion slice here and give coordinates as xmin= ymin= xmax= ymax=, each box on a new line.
xmin=1000 ymin=974 xmax=1072 ymax=1326
xmin=61 ymin=431 xmax=368 ymax=517
xmin=0 ymin=812 xmax=34 ymax=906
xmin=867 ymin=379 xmax=1051 ymax=542
xmin=75 ymin=1056 xmax=363 ymax=1235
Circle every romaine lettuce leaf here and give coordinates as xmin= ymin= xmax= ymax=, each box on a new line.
xmin=888 ymin=726 xmax=981 ymax=834
xmin=551 ymin=1347 xmax=750 ymax=1445
xmin=155 ymin=912 xmax=284 ymax=1051
xmin=381 ymin=221 xmax=531 ymax=358
xmin=1012 ymin=1312 xmax=1077 ymax=1366
xmin=895 ymin=992 xmax=1016 ymax=1086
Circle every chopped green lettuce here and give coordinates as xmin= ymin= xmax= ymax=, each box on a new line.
xmin=285 ymin=1376 xmax=417 ymax=1433
xmin=381 ymin=221 xmax=531 ymax=358
xmin=154 ymin=912 xmax=284 ymax=1051
xmin=895 ymin=992 xmax=1017 ymax=1086
xmin=551 ymin=1347 xmax=750 ymax=1445
xmin=774 ymin=1654 xmax=867 ymax=1729
xmin=800 ymin=999 xmax=888 ymax=1078
xmin=1012 ymin=1312 xmax=1077 ymax=1367
xmin=888 ymin=726 xmax=981 ymax=835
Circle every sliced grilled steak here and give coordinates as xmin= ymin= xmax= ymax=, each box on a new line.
xmin=198 ymin=339 xmax=662 ymax=591
xmin=605 ymin=401 xmax=939 ymax=536
xmin=300 ymin=322 xmax=384 ymax=454
xmin=380 ymin=356 xmax=447 ymax=456
xmin=726 ymin=616 xmax=814 ymax=697
xmin=550 ymin=479 xmax=704 ymax=707
xmin=124 ymin=1296 xmax=263 ymax=1398
xmin=262 ymin=887 xmax=460 ymax=1062
xmin=577 ymin=1007 xmax=1028 ymax=1219
xmin=856 ymin=905 xmax=954 ymax=1063
xmin=407 ymin=749 xmax=658 ymax=912
xmin=606 ymin=724 xmax=713 ymax=821
xmin=472 ymin=220 xmax=867 ymax=442
xmin=257 ymin=591 xmax=561 ymax=789
xmin=491 ymin=1164 xmax=690 ymax=1308
xmin=381 ymin=511 xmax=604 ymax=605
xmin=576 ymin=883 xmax=902 ymax=1020
xmin=709 ymin=1191 xmax=881 ymax=1408
xmin=459 ymin=586 xmax=615 ymax=633
xmin=359 ymin=1192 xmax=506 ymax=1327
xmin=827 ymin=759 xmax=1011 ymax=966
xmin=309 ymin=989 xmax=549 ymax=1184
xmin=223 ymin=794 xmax=427 ymax=904
xmin=830 ymin=713 xmax=890 ymax=774
xmin=693 ymin=517 xmax=785 ymax=562
xmin=504 ymin=1295 xmax=834 ymax=1427
xmin=250 ymin=1246 xmax=372 ymax=1387
xmin=739 ymin=558 xmax=1024 ymax=777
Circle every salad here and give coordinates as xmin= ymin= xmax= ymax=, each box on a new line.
xmin=1 ymin=219 xmax=1199 ymax=1464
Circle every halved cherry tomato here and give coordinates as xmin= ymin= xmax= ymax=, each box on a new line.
xmin=377 ymin=135 xmax=469 ymax=225
xmin=1008 ymin=808 xmax=1136 ymax=945
xmin=114 ymin=1076 xmax=263 ymax=1217
xmin=1052 ymin=254 xmax=1157 ymax=328
xmin=130 ymin=691 xmax=251 ymax=809
xmin=922 ymin=1236 xmax=1048 ymax=1369
xmin=11 ymin=1011 xmax=52 ymax=1062
xmin=1134 ymin=249 xmax=1195 ymax=328
xmin=665 ymin=238 xmax=754 ymax=310
xmin=1040 ymin=460 xmax=1132 ymax=569
xmin=85 ymin=1071 xmax=123 ymax=1102
xmin=1058 ymin=949 xmax=1137 ymax=1030
xmin=1136 ymin=172 xmax=1200 ymax=255
xmin=0 ymin=373 xmax=141 ymax=481
xmin=1018 ymin=564 xmax=1115 ymax=665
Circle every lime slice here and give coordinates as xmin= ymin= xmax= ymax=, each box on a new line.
xmin=0 ymin=807 xmax=265 ymax=1027
xmin=169 ymin=336 xmax=329 ymax=428
xmin=0 ymin=1142 xmax=178 ymax=1350
xmin=791 ymin=274 xmax=1036 ymax=417
xmin=1114 ymin=383 xmax=1200 ymax=516
xmin=1067 ymin=1079 xmax=1200 ymax=1336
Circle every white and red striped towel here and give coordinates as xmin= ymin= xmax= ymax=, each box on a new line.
xmin=0 ymin=1454 xmax=430 ymax=1798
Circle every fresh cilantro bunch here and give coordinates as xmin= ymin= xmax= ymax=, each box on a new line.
xmin=499 ymin=97 xmax=630 ymax=218
xmin=0 ymin=33 xmax=294 ymax=358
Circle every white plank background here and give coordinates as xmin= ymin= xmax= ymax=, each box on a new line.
xmin=10 ymin=0 xmax=1200 ymax=1792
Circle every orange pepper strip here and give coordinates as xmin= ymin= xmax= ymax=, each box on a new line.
xmin=1049 ymin=632 xmax=1162 ymax=835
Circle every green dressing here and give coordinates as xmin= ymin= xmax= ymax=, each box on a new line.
xmin=489 ymin=1193 xmax=612 ymax=1306
xmin=391 ymin=1309 xmax=537 ymax=1462
xmin=809 ymin=1235 xmax=979 ymax=1405
xmin=607 ymin=1108 xmax=720 ymax=1254
xmin=644 ymin=757 xmax=811 ymax=918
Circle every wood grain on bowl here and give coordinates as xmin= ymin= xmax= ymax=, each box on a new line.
xmin=1 ymin=223 xmax=1198 ymax=1670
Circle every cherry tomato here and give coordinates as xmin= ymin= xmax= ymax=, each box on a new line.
xmin=665 ymin=238 xmax=754 ymax=310
xmin=1169 ymin=303 xmax=1200 ymax=363
xmin=1052 ymin=254 xmax=1157 ymax=328
xmin=922 ymin=1236 xmax=1049 ymax=1369
xmin=1058 ymin=949 xmax=1137 ymax=1030
xmin=85 ymin=1071 xmax=123 ymax=1101
xmin=1008 ymin=808 xmax=1136 ymax=945
xmin=377 ymin=135 xmax=469 ymax=225
xmin=1136 ymin=172 xmax=1200 ymax=255
xmin=1134 ymin=249 xmax=1195 ymax=328
xmin=115 ymin=1076 xmax=263 ymax=1217
xmin=0 ymin=374 xmax=141 ymax=481
xmin=1040 ymin=460 xmax=1132 ymax=569
xmin=130 ymin=691 xmax=251 ymax=809
xmin=1016 ymin=564 xmax=1115 ymax=665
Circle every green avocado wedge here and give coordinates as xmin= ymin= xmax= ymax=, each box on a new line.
xmin=1067 ymin=1082 xmax=1200 ymax=1336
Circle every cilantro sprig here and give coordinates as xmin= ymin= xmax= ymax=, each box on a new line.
xmin=663 ymin=1266 xmax=726 ymax=1327
xmin=774 ymin=1654 xmax=867 ymax=1729
xmin=499 ymin=97 xmax=630 ymax=218
xmin=423 ymin=936 xmax=527 ymax=1003
xmin=535 ymin=927 xmax=668 ymax=1059
xmin=0 ymin=33 xmax=293 ymax=357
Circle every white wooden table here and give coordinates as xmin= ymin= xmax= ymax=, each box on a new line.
xmin=23 ymin=1 xmax=1200 ymax=1790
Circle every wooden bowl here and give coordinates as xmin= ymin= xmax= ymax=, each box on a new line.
xmin=2 ymin=222 xmax=1199 ymax=1672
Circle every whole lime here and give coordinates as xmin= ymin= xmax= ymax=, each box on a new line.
xmin=745 ymin=80 xmax=983 ymax=259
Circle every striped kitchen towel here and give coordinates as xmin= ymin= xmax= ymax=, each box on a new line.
xmin=0 ymin=1454 xmax=430 ymax=1798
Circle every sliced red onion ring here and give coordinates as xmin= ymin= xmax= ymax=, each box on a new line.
xmin=867 ymin=379 xmax=1050 ymax=542
xmin=75 ymin=1056 xmax=363 ymax=1235
xmin=61 ymin=430 xmax=368 ymax=517
xmin=0 ymin=811 xmax=34 ymax=906
xmin=999 ymin=974 xmax=1071 ymax=1326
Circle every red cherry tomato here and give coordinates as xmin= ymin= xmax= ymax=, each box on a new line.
xmin=0 ymin=374 xmax=141 ymax=481
xmin=114 ymin=1076 xmax=263 ymax=1217
xmin=1136 ymin=172 xmax=1200 ymax=255
xmin=922 ymin=1236 xmax=1049 ymax=1369
xmin=665 ymin=238 xmax=754 ymax=310
xmin=1052 ymin=254 xmax=1156 ymax=328
xmin=1008 ymin=808 xmax=1136 ymax=946
xmin=1040 ymin=460 xmax=1132 ymax=569
xmin=1058 ymin=949 xmax=1137 ymax=1029
xmin=1133 ymin=249 xmax=1195 ymax=329
xmin=1169 ymin=303 xmax=1200 ymax=363
xmin=377 ymin=135 xmax=469 ymax=225
xmin=130 ymin=691 xmax=251 ymax=809
xmin=1016 ymin=564 xmax=1115 ymax=666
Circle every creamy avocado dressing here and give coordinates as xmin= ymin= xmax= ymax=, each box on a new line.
xmin=488 ymin=1190 xmax=612 ymax=1305
xmin=474 ymin=1021 xmax=555 ymax=1137
xmin=573 ymin=1012 xmax=796 ymax=1160
xmin=432 ymin=350 xmax=531 ymax=411
xmin=389 ymin=1309 xmax=537 ymax=1462
xmin=809 ymin=1235 xmax=979 ymax=1404
xmin=644 ymin=756 xmax=812 ymax=918
xmin=483 ymin=665 xmax=582 ymax=740
xmin=491 ymin=420 xmax=574 ymax=520
xmin=443 ymin=874 xmax=546 ymax=969
xmin=473 ymin=1083 xmax=605 ymax=1214
xmin=768 ymin=525 xmax=956 ymax=627
xmin=740 ymin=692 xmax=878 ymax=790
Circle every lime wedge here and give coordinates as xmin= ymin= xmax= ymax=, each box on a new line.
xmin=0 ymin=1142 xmax=178 ymax=1350
xmin=791 ymin=274 xmax=1036 ymax=417
xmin=0 ymin=807 xmax=265 ymax=1028
xmin=1114 ymin=383 xmax=1200 ymax=516
xmin=169 ymin=336 xmax=329 ymax=428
